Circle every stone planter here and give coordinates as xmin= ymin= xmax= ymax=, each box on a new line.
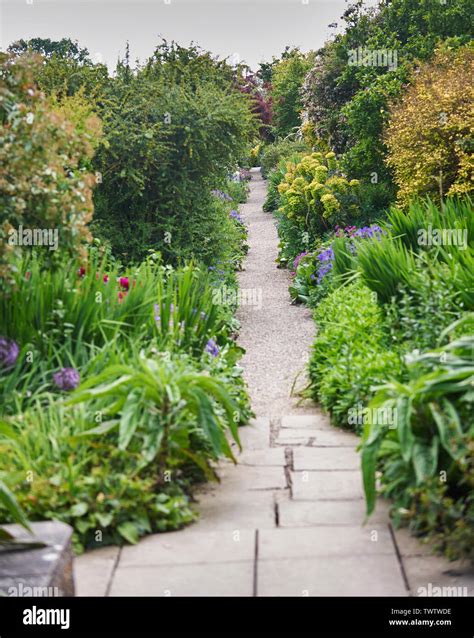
xmin=0 ymin=521 xmax=75 ymax=597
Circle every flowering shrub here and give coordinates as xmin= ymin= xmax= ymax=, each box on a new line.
xmin=289 ymin=224 xmax=385 ymax=305
xmin=277 ymin=152 xmax=361 ymax=247
xmin=0 ymin=54 xmax=102 ymax=289
xmin=385 ymin=45 xmax=474 ymax=204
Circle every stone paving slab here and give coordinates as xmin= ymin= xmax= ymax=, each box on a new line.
xmin=238 ymin=418 xmax=271 ymax=450
xmin=276 ymin=428 xmax=358 ymax=447
xmin=281 ymin=414 xmax=329 ymax=429
xmin=293 ymin=446 xmax=360 ymax=471
xmin=258 ymin=526 xmax=394 ymax=560
xmin=194 ymin=489 xmax=277 ymax=530
xmin=236 ymin=447 xmax=286 ymax=467
xmin=403 ymin=556 xmax=474 ymax=597
xmin=73 ymin=546 xmax=119 ymax=597
xmin=110 ymin=561 xmax=254 ymax=596
xmin=217 ymin=464 xmax=287 ymax=491
xmin=119 ymin=529 xmax=254 ymax=567
xmin=291 ymin=470 xmax=364 ymax=500
xmin=277 ymin=497 xmax=389 ymax=527
xmin=257 ymin=554 xmax=407 ymax=596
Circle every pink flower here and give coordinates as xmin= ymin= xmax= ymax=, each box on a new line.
xmin=78 ymin=266 xmax=86 ymax=278
xmin=103 ymin=274 xmax=109 ymax=283
xmin=119 ymin=277 xmax=129 ymax=291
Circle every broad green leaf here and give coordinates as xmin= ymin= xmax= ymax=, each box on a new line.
xmin=117 ymin=521 xmax=140 ymax=544
xmin=396 ymin=395 xmax=414 ymax=463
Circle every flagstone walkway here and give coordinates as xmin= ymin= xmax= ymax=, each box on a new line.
xmin=74 ymin=169 xmax=473 ymax=597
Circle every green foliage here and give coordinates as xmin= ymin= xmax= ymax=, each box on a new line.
xmin=68 ymin=353 xmax=241 ymax=470
xmin=308 ymin=281 xmax=402 ymax=429
xmin=361 ymin=324 xmax=474 ymax=560
xmin=260 ymin=138 xmax=309 ymax=178
xmin=269 ymin=49 xmax=315 ymax=138
xmin=357 ymin=198 xmax=474 ymax=308
xmin=0 ymin=399 xmax=195 ymax=552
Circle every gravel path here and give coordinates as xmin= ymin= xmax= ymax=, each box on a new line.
xmin=236 ymin=168 xmax=315 ymax=418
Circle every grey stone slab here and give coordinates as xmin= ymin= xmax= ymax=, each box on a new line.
xmin=237 ymin=447 xmax=286 ymax=467
xmin=238 ymin=418 xmax=271 ymax=450
xmin=281 ymin=414 xmax=329 ymax=429
xmin=73 ymin=546 xmax=119 ymax=597
xmin=0 ymin=522 xmax=74 ymax=596
xmin=404 ymin=556 xmax=474 ymax=597
xmin=110 ymin=561 xmax=254 ymax=596
xmin=257 ymin=554 xmax=407 ymax=596
xmin=291 ymin=470 xmax=364 ymax=500
xmin=218 ymin=464 xmax=287 ymax=491
xmin=275 ymin=428 xmax=357 ymax=447
xmin=259 ymin=526 xmax=395 ymax=560
xmin=277 ymin=497 xmax=389 ymax=527
xmin=195 ymin=489 xmax=277 ymax=530
xmin=119 ymin=529 xmax=254 ymax=567
xmin=293 ymin=446 xmax=360 ymax=471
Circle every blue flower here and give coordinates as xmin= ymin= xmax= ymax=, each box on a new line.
xmin=205 ymin=338 xmax=219 ymax=357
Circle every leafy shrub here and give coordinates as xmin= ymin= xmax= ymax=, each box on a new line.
xmin=308 ymin=281 xmax=402 ymax=430
xmin=385 ymin=45 xmax=474 ymax=204
xmin=92 ymin=42 xmax=256 ymax=265
xmin=361 ymin=323 xmax=474 ymax=560
xmin=0 ymin=398 xmax=196 ymax=552
xmin=0 ymin=53 xmax=102 ymax=288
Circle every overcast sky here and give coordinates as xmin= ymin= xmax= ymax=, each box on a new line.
xmin=0 ymin=0 xmax=378 ymax=70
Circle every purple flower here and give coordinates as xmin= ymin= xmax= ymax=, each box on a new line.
xmin=354 ymin=225 xmax=385 ymax=240
xmin=230 ymin=210 xmax=244 ymax=224
xmin=0 ymin=337 xmax=19 ymax=369
xmin=205 ymin=338 xmax=219 ymax=357
xmin=154 ymin=303 xmax=161 ymax=323
xmin=211 ymin=189 xmax=232 ymax=202
xmin=317 ymin=246 xmax=334 ymax=263
xmin=293 ymin=251 xmax=309 ymax=271
xmin=53 ymin=368 xmax=80 ymax=391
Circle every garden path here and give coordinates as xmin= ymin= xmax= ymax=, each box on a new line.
xmin=74 ymin=169 xmax=473 ymax=597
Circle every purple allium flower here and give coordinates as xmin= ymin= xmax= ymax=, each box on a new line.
xmin=53 ymin=367 xmax=80 ymax=391
xmin=293 ymin=251 xmax=309 ymax=271
xmin=0 ymin=337 xmax=19 ymax=369
xmin=205 ymin=338 xmax=219 ymax=357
